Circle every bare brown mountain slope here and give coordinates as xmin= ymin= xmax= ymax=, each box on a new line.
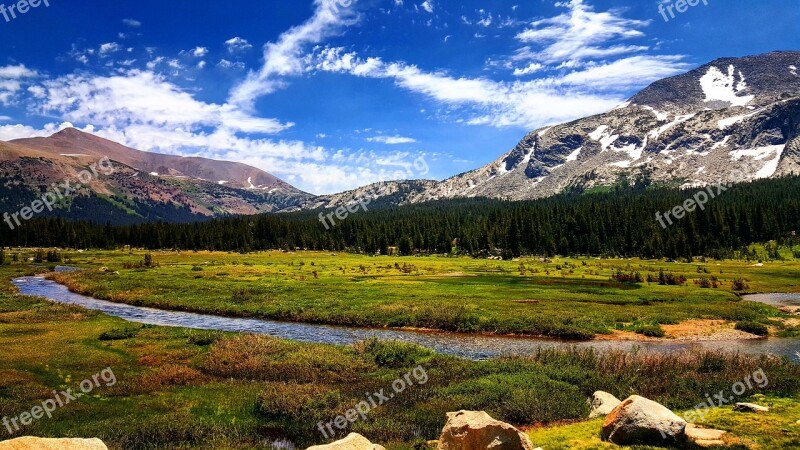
xmin=0 ymin=129 xmax=313 ymax=223
xmin=13 ymin=128 xmax=303 ymax=193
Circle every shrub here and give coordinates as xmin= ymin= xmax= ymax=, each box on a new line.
xmin=735 ymin=321 xmax=769 ymax=336
xmin=354 ymin=338 xmax=432 ymax=368
xmin=99 ymin=327 xmax=141 ymax=341
xmin=186 ymin=330 xmax=224 ymax=346
xmin=656 ymin=270 xmax=687 ymax=286
xmin=612 ymin=270 xmax=643 ymax=283
xmin=634 ymin=323 xmax=666 ymax=338
xmin=696 ymin=276 xmax=719 ymax=288
xmin=732 ymin=278 xmax=750 ymax=291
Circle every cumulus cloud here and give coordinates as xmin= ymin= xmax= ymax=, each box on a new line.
xmin=36 ymin=70 xmax=291 ymax=134
xmin=0 ymin=64 xmax=37 ymax=105
xmin=192 ymin=47 xmax=208 ymax=58
xmin=224 ymin=37 xmax=253 ymax=53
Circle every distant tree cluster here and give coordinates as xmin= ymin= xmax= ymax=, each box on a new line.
xmin=1 ymin=176 xmax=799 ymax=260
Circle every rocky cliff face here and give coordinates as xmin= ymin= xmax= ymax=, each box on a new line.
xmin=338 ymin=51 xmax=800 ymax=207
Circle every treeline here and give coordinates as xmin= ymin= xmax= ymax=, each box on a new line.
xmin=2 ymin=176 xmax=800 ymax=260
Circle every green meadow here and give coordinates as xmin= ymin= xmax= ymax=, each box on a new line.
xmin=42 ymin=247 xmax=800 ymax=339
xmin=0 ymin=260 xmax=799 ymax=449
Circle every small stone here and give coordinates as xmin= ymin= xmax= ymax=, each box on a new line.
xmin=306 ymin=433 xmax=385 ymax=450
xmin=733 ymin=402 xmax=770 ymax=413
xmin=588 ymin=391 xmax=622 ymax=419
xmin=685 ymin=424 xmax=727 ymax=448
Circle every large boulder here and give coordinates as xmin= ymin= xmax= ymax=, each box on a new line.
xmin=588 ymin=391 xmax=622 ymax=419
xmin=306 ymin=433 xmax=385 ymax=450
xmin=0 ymin=437 xmax=108 ymax=449
xmin=438 ymin=410 xmax=535 ymax=450
xmin=601 ymin=395 xmax=687 ymax=445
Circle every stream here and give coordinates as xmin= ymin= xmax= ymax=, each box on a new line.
xmin=11 ymin=273 xmax=800 ymax=361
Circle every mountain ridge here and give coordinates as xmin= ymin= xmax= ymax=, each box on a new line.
xmin=2 ymin=51 xmax=799 ymax=222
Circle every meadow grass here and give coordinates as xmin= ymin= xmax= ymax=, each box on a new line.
xmin=1 ymin=255 xmax=799 ymax=448
xmin=37 ymin=248 xmax=800 ymax=339
xmin=1 ymin=257 xmax=799 ymax=448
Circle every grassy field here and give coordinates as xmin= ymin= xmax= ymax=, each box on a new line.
xmin=34 ymin=248 xmax=800 ymax=339
xmin=1 ymin=260 xmax=799 ymax=449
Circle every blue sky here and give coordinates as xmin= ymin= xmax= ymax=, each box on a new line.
xmin=0 ymin=0 xmax=797 ymax=194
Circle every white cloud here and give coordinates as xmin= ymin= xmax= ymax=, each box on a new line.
xmin=218 ymin=59 xmax=245 ymax=70
xmin=99 ymin=43 xmax=121 ymax=56
xmin=367 ymin=135 xmax=417 ymax=144
xmin=224 ymin=37 xmax=253 ymax=53
xmin=420 ymin=1 xmax=434 ymax=13
xmin=515 ymin=0 xmax=651 ymax=64
xmin=192 ymin=47 xmax=209 ymax=58
xmin=0 ymin=122 xmax=73 ymax=141
xmin=0 ymin=64 xmax=37 ymax=105
xmin=0 ymin=64 xmax=37 ymax=79
xmin=228 ymin=0 xmax=359 ymax=109
xmin=37 ymin=70 xmax=291 ymax=134
xmin=122 ymin=19 xmax=142 ymax=27
xmin=512 ymin=62 xmax=543 ymax=76
xmin=306 ymin=46 xmax=686 ymax=129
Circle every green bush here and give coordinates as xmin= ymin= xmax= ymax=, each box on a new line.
xmin=355 ymin=338 xmax=433 ymax=369
xmin=633 ymin=323 xmax=665 ymax=338
xmin=735 ymin=321 xmax=769 ymax=336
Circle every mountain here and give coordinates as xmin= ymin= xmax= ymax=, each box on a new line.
xmin=411 ymin=51 xmax=800 ymax=202
xmin=3 ymin=51 xmax=799 ymax=224
xmin=0 ymin=129 xmax=312 ymax=224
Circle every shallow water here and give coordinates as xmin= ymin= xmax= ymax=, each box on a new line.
xmin=742 ymin=292 xmax=800 ymax=307
xmin=12 ymin=275 xmax=800 ymax=361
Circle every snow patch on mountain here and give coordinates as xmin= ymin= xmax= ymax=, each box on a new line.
xmin=699 ymin=65 xmax=754 ymax=107
xmin=566 ymin=147 xmax=582 ymax=162
xmin=642 ymin=106 xmax=668 ymax=121
xmin=651 ymin=114 xmax=695 ymax=138
xmin=589 ymin=125 xmax=619 ymax=151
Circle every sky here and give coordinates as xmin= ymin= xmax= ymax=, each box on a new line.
xmin=0 ymin=0 xmax=798 ymax=195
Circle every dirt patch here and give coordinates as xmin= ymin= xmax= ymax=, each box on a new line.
xmin=597 ymin=320 xmax=764 ymax=342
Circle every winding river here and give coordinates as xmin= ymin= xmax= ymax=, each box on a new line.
xmin=12 ymin=273 xmax=800 ymax=361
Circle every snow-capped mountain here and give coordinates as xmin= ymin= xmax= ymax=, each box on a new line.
xmin=346 ymin=51 xmax=800 ymax=206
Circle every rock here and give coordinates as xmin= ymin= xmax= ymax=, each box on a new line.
xmin=601 ymin=395 xmax=687 ymax=445
xmin=438 ymin=410 xmax=535 ymax=450
xmin=306 ymin=433 xmax=385 ymax=450
xmin=733 ymin=402 xmax=770 ymax=413
xmin=685 ymin=424 xmax=727 ymax=447
xmin=0 ymin=437 xmax=108 ymax=449
xmin=588 ymin=391 xmax=622 ymax=419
